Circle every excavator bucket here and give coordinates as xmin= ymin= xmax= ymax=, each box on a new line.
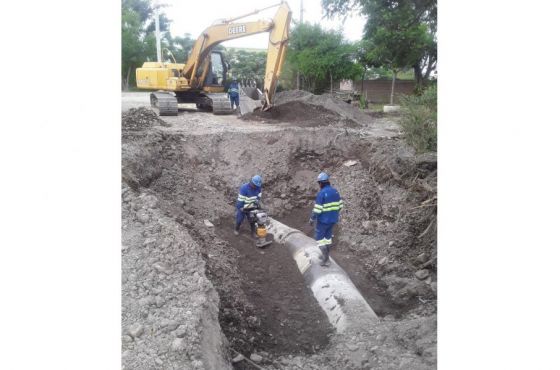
xmin=239 ymin=86 xmax=264 ymax=115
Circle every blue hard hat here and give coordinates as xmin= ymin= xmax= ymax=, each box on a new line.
xmin=317 ymin=172 xmax=329 ymax=182
xmin=251 ymin=175 xmax=262 ymax=187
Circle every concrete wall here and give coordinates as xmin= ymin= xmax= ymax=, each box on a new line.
xmin=354 ymin=79 xmax=416 ymax=104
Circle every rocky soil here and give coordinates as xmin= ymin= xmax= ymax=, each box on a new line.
xmin=121 ymin=92 xmax=437 ymax=369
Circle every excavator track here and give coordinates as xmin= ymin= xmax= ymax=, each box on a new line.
xmin=150 ymin=92 xmax=178 ymax=116
xmin=208 ymin=94 xmax=233 ymax=115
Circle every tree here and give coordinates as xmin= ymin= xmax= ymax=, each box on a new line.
xmin=122 ymin=0 xmax=153 ymax=89
xmin=322 ymin=0 xmax=437 ymax=88
xmin=225 ymin=49 xmax=267 ymax=85
xmin=165 ymin=34 xmax=195 ymax=63
xmin=288 ymin=23 xmax=362 ymax=94
xmin=122 ymin=0 xmax=195 ymax=89
xmin=363 ymin=2 xmax=432 ymax=104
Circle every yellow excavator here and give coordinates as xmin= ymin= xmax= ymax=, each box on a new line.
xmin=136 ymin=2 xmax=291 ymax=116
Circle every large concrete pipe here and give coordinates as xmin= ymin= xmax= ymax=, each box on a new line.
xmin=267 ymin=219 xmax=379 ymax=332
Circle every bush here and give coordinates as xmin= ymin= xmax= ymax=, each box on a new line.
xmin=399 ymin=85 xmax=437 ymax=153
xmin=359 ymin=94 xmax=368 ymax=109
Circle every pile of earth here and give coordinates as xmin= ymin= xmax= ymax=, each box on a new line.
xmin=121 ymin=187 xmax=231 ymax=370
xmin=122 ymin=107 xmax=170 ymax=131
xmin=242 ymin=90 xmax=373 ymax=127
xmin=242 ymin=101 xmax=359 ymax=127
xmin=275 ymin=90 xmax=375 ymax=125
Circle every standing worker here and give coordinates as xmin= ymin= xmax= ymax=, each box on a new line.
xmin=234 ymin=175 xmax=263 ymax=236
xmin=309 ymin=172 xmax=343 ymax=266
xmin=228 ymin=77 xmax=240 ymax=111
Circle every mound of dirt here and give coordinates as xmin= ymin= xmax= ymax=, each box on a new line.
xmin=242 ymin=101 xmax=359 ymax=128
xmin=121 ymin=188 xmax=231 ymax=370
xmin=242 ymin=90 xmax=374 ymax=128
xmin=122 ymin=107 xmax=170 ymax=131
xmin=275 ymin=90 xmax=374 ymax=126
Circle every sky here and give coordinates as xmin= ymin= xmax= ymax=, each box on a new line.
xmin=160 ymin=0 xmax=366 ymax=49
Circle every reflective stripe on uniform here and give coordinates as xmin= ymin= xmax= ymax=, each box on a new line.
xmin=238 ymin=194 xmax=259 ymax=204
xmin=317 ymin=201 xmax=343 ymax=212
xmin=316 ymin=238 xmax=332 ymax=246
xmin=313 ymin=204 xmax=323 ymax=214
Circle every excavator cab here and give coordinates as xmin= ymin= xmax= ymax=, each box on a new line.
xmin=204 ymin=51 xmax=228 ymax=87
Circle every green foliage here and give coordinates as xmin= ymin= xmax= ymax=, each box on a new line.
xmin=366 ymin=66 xmax=414 ymax=80
xmin=288 ymin=23 xmax=362 ymax=93
xmin=122 ymin=0 xmax=148 ymax=88
xmin=322 ymin=0 xmax=437 ymax=86
xmin=163 ymin=33 xmax=195 ymax=63
xmin=225 ymin=49 xmax=267 ymax=81
xmin=359 ymin=94 xmax=367 ymax=109
xmin=399 ymin=85 xmax=437 ymax=153
xmin=362 ymin=2 xmax=431 ymax=73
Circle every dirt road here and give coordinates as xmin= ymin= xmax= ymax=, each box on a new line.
xmin=121 ymin=94 xmax=437 ymax=369
xmin=121 ymin=92 xmax=151 ymax=111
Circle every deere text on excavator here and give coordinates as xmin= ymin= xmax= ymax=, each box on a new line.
xmin=136 ymin=2 xmax=291 ymax=116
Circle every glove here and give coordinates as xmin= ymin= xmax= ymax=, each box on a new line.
xmin=308 ymin=218 xmax=315 ymax=226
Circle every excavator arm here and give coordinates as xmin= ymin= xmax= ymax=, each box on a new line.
xmin=261 ymin=2 xmax=291 ymax=110
xmin=182 ymin=2 xmax=291 ymax=110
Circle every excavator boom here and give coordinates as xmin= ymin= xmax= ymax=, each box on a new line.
xmin=182 ymin=20 xmax=273 ymax=88
xmin=262 ymin=2 xmax=291 ymax=110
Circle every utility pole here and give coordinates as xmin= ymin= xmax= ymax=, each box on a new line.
xmin=296 ymin=0 xmax=303 ymax=90
xmin=155 ymin=1 xmax=162 ymax=63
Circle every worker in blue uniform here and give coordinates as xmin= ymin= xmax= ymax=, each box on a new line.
xmin=309 ymin=172 xmax=343 ymax=266
xmin=234 ymin=175 xmax=263 ymax=236
xmin=228 ymin=78 xmax=240 ymax=110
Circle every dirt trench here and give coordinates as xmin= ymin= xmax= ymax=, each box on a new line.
xmin=122 ymin=105 xmax=437 ymax=369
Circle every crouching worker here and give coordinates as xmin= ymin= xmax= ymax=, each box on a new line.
xmin=234 ymin=175 xmax=263 ymax=237
xmin=309 ymin=172 xmax=343 ymax=267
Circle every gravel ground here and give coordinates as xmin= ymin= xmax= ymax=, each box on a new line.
xmin=122 ymin=92 xmax=151 ymax=111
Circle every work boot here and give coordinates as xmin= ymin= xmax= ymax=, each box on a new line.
xmin=233 ymin=226 xmax=240 ymax=236
xmin=319 ymin=245 xmax=330 ymax=266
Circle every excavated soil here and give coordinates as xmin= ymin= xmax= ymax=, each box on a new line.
xmin=215 ymin=220 xmax=333 ymax=354
xmin=122 ymin=107 xmax=171 ymax=131
xmin=242 ymin=101 xmax=360 ymax=128
xmin=274 ymin=90 xmax=375 ymax=125
xmin=121 ymin=92 xmax=437 ymax=369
